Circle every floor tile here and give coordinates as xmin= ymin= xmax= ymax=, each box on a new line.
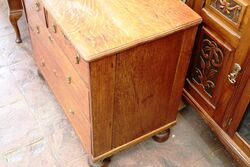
xmin=193 ymin=147 xmax=239 ymax=167
xmin=2 ymin=137 xmax=59 ymax=167
xmin=44 ymin=117 xmax=86 ymax=165
xmin=110 ymin=145 xmax=156 ymax=167
xmin=65 ymin=156 xmax=89 ymax=167
xmin=0 ymin=67 xmax=23 ymax=106
xmin=0 ymin=100 xmax=43 ymax=154
xmin=20 ymin=79 xmax=65 ymax=126
xmin=10 ymin=57 xmax=40 ymax=87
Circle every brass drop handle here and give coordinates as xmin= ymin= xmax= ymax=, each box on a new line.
xmin=53 ymin=69 xmax=59 ymax=77
xmin=228 ymin=63 xmax=241 ymax=84
xmin=67 ymin=75 xmax=72 ymax=84
xmin=52 ymin=24 xmax=57 ymax=33
xmin=69 ymin=109 xmax=75 ymax=115
xmin=48 ymin=35 xmax=53 ymax=43
xmin=76 ymin=53 xmax=80 ymax=64
xmin=63 ymin=32 xmax=68 ymax=41
xmin=41 ymin=60 xmax=45 ymax=67
xmin=36 ymin=26 xmax=40 ymax=34
xmin=35 ymin=2 xmax=40 ymax=11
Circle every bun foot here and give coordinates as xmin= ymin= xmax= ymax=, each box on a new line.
xmin=88 ymin=157 xmax=111 ymax=167
xmin=37 ymin=70 xmax=45 ymax=80
xmin=152 ymin=129 xmax=170 ymax=143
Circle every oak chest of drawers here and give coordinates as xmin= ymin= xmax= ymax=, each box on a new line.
xmin=22 ymin=0 xmax=201 ymax=164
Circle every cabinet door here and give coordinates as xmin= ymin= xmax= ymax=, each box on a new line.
xmin=185 ymin=26 xmax=238 ymax=124
xmin=227 ymin=58 xmax=250 ymax=137
xmin=228 ymin=72 xmax=250 ymax=157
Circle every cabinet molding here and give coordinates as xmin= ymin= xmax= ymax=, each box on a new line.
xmin=206 ymin=0 xmax=247 ymax=28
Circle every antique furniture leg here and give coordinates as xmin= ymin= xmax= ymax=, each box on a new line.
xmin=9 ymin=11 xmax=23 ymax=43
xmin=152 ymin=129 xmax=171 ymax=143
xmin=7 ymin=0 xmax=23 ymax=43
xmin=88 ymin=157 xmax=112 ymax=167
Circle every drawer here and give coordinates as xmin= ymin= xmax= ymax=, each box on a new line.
xmin=29 ymin=29 xmax=92 ymax=153
xmin=205 ymin=0 xmax=249 ymax=30
xmin=39 ymin=30 xmax=91 ymax=121
xmin=46 ymin=11 xmax=90 ymax=87
xmin=28 ymin=12 xmax=48 ymax=47
xmin=23 ymin=0 xmax=46 ymax=26
xmin=27 ymin=10 xmax=91 ymax=121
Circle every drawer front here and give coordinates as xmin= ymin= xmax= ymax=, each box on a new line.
xmin=27 ymin=11 xmax=91 ymax=121
xmin=29 ymin=29 xmax=92 ymax=153
xmin=23 ymin=0 xmax=46 ymax=25
xmin=46 ymin=12 xmax=90 ymax=87
xmin=205 ymin=0 xmax=249 ymax=29
xmin=44 ymin=33 xmax=91 ymax=121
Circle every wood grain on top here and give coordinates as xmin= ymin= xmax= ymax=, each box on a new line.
xmin=42 ymin=0 xmax=202 ymax=61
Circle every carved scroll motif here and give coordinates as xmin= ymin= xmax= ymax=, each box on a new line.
xmin=211 ymin=0 xmax=242 ymax=23
xmin=193 ymin=35 xmax=224 ymax=96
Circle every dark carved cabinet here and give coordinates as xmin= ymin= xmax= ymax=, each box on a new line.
xmin=186 ymin=26 xmax=235 ymax=120
xmin=182 ymin=0 xmax=250 ymax=166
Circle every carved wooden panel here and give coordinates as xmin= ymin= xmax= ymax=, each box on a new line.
xmin=207 ymin=0 xmax=247 ymax=28
xmin=192 ymin=34 xmax=224 ymax=96
xmin=190 ymin=27 xmax=234 ymax=100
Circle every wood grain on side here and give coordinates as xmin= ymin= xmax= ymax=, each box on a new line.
xmin=167 ymin=27 xmax=198 ymax=123
xmin=112 ymin=32 xmax=183 ymax=148
xmin=90 ymin=55 xmax=116 ymax=157
xmin=92 ymin=121 xmax=176 ymax=162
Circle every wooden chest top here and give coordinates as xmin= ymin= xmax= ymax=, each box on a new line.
xmin=42 ymin=0 xmax=201 ymax=61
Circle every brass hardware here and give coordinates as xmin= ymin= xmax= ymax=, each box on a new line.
xmin=36 ymin=26 xmax=40 ymax=34
xmin=52 ymin=24 xmax=57 ymax=33
xmin=48 ymin=35 xmax=53 ymax=42
xmin=67 ymin=75 xmax=72 ymax=84
xmin=76 ymin=53 xmax=80 ymax=64
xmin=35 ymin=2 xmax=40 ymax=11
xmin=41 ymin=60 xmax=45 ymax=66
xmin=69 ymin=109 xmax=75 ymax=115
xmin=228 ymin=63 xmax=241 ymax=84
xmin=53 ymin=69 xmax=58 ymax=77
xmin=62 ymin=32 xmax=68 ymax=41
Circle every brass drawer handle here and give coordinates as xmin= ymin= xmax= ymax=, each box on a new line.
xmin=69 ymin=109 xmax=75 ymax=115
xmin=67 ymin=75 xmax=72 ymax=84
xmin=35 ymin=2 xmax=40 ymax=12
xmin=228 ymin=63 xmax=241 ymax=84
xmin=41 ymin=60 xmax=45 ymax=66
xmin=36 ymin=26 xmax=40 ymax=34
xmin=76 ymin=53 xmax=80 ymax=64
xmin=62 ymin=32 xmax=68 ymax=41
xmin=48 ymin=35 xmax=53 ymax=43
xmin=52 ymin=24 xmax=57 ymax=33
xmin=53 ymin=69 xmax=59 ymax=77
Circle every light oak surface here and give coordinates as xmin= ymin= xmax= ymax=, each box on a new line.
xmin=22 ymin=0 xmax=201 ymax=164
xmin=41 ymin=0 xmax=201 ymax=61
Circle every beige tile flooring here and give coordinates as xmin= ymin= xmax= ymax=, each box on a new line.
xmin=0 ymin=1 xmax=239 ymax=166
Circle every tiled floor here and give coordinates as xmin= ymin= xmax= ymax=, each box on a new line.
xmin=0 ymin=1 xmax=239 ymax=167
